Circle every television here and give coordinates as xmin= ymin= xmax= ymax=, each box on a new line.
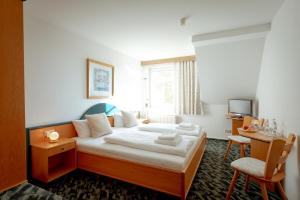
xmin=228 ymin=99 xmax=252 ymax=116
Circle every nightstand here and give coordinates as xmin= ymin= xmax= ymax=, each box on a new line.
xmin=31 ymin=138 xmax=77 ymax=183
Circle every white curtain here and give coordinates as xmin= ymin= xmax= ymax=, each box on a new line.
xmin=175 ymin=60 xmax=203 ymax=115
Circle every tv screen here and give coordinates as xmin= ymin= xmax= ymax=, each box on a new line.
xmin=228 ymin=99 xmax=252 ymax=116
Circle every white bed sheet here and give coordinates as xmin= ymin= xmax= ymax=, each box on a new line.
xmin=75 ymin=127 xmax=201 ymax=171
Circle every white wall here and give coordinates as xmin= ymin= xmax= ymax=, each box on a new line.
xmin=24 ymin=16 xmax=143 ymax=127
xmin=183 ymin=104 xmax=230 ymax=139
xmin=191 ymin=38 xmax=265 ymax=139
xmin=256 ymin=0 xmax=300 ymax=199
xmin=196 ymin=38 xmax=265 ymax=104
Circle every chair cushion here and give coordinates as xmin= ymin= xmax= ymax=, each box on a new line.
xmin=228 ymin=135 xmax=251 ymax=143
xmin=231 ymin=157 xmax=266 ymax=177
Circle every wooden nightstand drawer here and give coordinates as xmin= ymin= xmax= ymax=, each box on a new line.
xmin=47 ymin=142 xmax=75 ymax=157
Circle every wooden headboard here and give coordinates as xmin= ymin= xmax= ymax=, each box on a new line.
xmin=28 ymin=103 xmax=119 ymax=145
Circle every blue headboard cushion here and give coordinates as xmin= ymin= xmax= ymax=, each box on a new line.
xmin=80 ymin=103 xmax=119 ymax=119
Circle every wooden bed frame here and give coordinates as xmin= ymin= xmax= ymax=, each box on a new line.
xmin=28 ymin=103 xmax=207 ymax=199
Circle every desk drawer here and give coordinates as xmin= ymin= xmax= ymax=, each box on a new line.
xmin=48 ymin=142 xmax=75 ymax=157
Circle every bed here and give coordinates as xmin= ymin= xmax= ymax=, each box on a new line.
xmin=28 ymin=103 xmax=207 ymax=199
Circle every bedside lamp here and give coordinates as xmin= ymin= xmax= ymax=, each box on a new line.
xmin=44 ymin=130 xmax=60 ymax=143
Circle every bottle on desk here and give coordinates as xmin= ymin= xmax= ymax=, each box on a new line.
xmin=262 ymin=119 xmax=269 ymax=134
xmin=271 ymin=118 xmax=277 ymax=135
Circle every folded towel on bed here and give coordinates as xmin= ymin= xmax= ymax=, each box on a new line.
xmin=176 ymin=126 xmax=196 ymax=131
xmin=158 ymin=133 xmax=178 ymax=140
xmin=176 ymin=129 xmax=201 ymax=136
xmin=104 ymin=132 xmax=194 ymax=157
xmin=138 ymin=123 xmax=175 ymax=133
xmin=179 ymin=122 xmax=195 ymax=128
xmin=155 ymin=135 xmax=182 ymax=146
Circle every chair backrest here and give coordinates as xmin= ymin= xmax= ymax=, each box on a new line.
xmin=276 ymin=133 xmax=296 ymax=173
xmin=243 ymin=116 xmax=254 ymax=127
xmin=264 ymin=138 xmax=286 ymax=179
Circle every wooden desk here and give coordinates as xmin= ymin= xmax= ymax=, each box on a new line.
xmin=238 ymin=128 xmax=286 ymax=161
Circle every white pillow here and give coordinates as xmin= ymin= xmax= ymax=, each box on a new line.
xmin=114 ymin=113 xmax=124 ymax=127
xmin=85 ymin=113 xmax=112 ymax=138
xmin=121 ymin=111 xmax=138 ymax=128
xmin=72 ymin=119 xmax=91 ymax=138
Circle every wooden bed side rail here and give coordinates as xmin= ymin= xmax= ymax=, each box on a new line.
xmin=77 ymin=152 xmax=183 ymax=197
xmin=182 ymin=132 xmax=207 ymax=198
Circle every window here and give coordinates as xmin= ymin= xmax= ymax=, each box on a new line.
xmin=148 ymin=63 xmax=176 ymax=115
xmin=142 ymin=58 xmax=201 ymax=117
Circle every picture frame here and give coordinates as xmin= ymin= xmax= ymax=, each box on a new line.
xmin=87 ymin=58 xmax=114 ymax=99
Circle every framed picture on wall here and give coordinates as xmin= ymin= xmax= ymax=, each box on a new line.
xmin=87 ymin=58 xmax=114 ymax=99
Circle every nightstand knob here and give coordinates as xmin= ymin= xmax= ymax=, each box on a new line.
xmin=61 ymin=147 xmax=65 ymax=151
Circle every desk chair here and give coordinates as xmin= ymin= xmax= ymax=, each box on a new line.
xmin=224 ymin=116 xmax=254 ymax=160
xmin=226 ymin=134 xmax=296 ymax=200
xmin=244 ymin=133 xmax=296 ymax=198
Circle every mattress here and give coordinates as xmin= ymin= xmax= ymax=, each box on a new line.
xmin=75 ymin=127 xmax=201 ymax=171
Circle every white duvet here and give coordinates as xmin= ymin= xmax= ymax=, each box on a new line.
xmin=138 ymin=123 xmax=202 ymax=136
xmin=104 ymin=131 xmax=195 ymax=157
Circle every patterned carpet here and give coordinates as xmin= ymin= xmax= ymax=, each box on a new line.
xmin=33 ymin=139 xmax=281 ymax=200
xmin=0 ymin=182 xmax=62 ymax=200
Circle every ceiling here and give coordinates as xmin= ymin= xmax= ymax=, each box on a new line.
xmin=24 ymin=0 xmax=283 ymax=60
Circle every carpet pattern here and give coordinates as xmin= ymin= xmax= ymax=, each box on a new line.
xmin=35 ymin=139 xmax=281 ymax=200
xmin=0 ymin=182 xmax=62 ymax=200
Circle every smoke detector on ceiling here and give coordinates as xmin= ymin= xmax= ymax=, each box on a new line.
xmin=180 ymin=16 xmax=189 ymax=26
